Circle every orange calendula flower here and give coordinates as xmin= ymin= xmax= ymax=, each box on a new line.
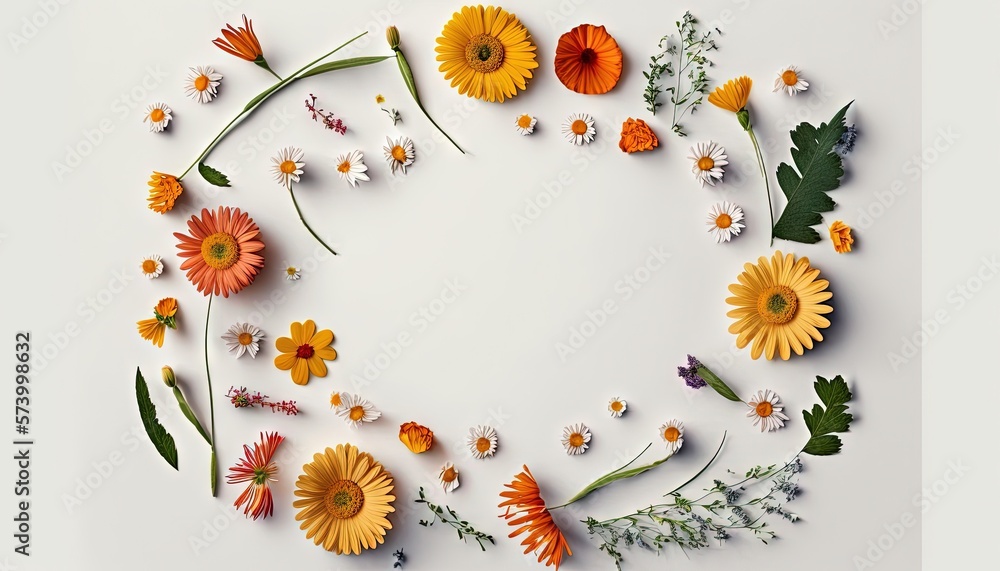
xmin=398 ymin=422 xmax=433 ymax=453
xmin=708 ymin=76 xmax=753 ymax=116
xmin=619 ymin=118 xmax=658 ymax=154
xmin=227 ymin=431 xmax=284 ymax=520
xmin=136 ymin=297 xmax=178 ymax=348
xmin=274 ymin=320 xmax=336 ymax=385
xmin=499 ymin=466 xmax=572 ymax=569
xmin=147 ymin=172 xmax=184 ymax=214
xmin=174 ymin=206 xmax=265 ymax=298
xmin=213 ymin=14 xmax=279 ymax=79
xmin=554 ymin=24 xmax=622 ymax=95
xmin=829 ymin=220 xmax=854 ymax=253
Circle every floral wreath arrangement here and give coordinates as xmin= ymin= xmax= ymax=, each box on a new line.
xmin=132 ymin=6 xmax=862 ymax=569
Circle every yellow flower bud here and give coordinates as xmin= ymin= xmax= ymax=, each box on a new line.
xmin=161 ymin=365 xmax=176 ymax=388
xmin=386 ymin=26 xmax=400 ymax=49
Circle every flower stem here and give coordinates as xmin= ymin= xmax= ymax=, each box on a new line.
xmin=287 ymin=184 xmax=338 ymax=256
xmin=747 ymin=126 xmax=774 ymax=245
xmin=204 ymin=294 xmax=218 ymax=497
xmin=173 ymin=386 xmax=212 ymax=445
xmin=392 ymin=48 xmax=465 ymax=154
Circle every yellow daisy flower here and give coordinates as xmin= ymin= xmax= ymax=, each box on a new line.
xmin=274 ymin=320 xmax=336 ymax=385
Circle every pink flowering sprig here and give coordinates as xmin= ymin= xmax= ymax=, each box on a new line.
xmin=304 ymin=94 xmax=347 ymax=134
xmin=226 ymin=386 xmax=299 ymax=415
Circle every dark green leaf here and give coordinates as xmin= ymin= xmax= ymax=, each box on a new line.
xmin=696 ymin=365 xmax=741 ymax=402
xmin=802 ymin=375 xmax=853 ymax=456
xmin=772 ymin=102 xmax=853 ymax=243
xmin=135 ymin=368 xmax=178 ymax=470
xmin=803 ymin=434 xmax=843 ymax=456
xmin=198 ymin=163 xmax=231 ymax=187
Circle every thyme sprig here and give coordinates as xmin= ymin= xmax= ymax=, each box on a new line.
xmin=415 ymin=487 xmax=496 ymax=551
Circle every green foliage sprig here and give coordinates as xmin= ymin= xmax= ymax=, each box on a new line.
xmin=415 ymin=487 xmax=495 ymax=551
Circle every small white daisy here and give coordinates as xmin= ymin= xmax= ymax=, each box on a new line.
xmin=514 ymin=114 xmax=537 ymax=135
xmin=467 ymin=425 xmax=498 ymax=459
xmin=221 ymin=322 xmax=264 ymax=359
xmin=608 ymin=397 xmax=627 ymax=418
xmin=659 ymin=419 xmax=684 ymax=455
xmin=335 ymin=150 xmax=370 ymax=187
xmin=144 ymin=103 xmax=172 ymax=133
xmin=746 ymin=390 xmax=790 ymax=432
xmin=284 ymin=266 xmax=301 ymax=281
xmin=184 ymin=66 xmax=223 ymax=103
xmin=773 ymin=65 xmax=809 ymax=96
xmin=562 ymin=113 xmax=596 ymax=145
xmin=688 ymin=142 xmax=729 ymax=187
xmin=561 ymin=423 xmax=592 ymax=455
xmin=438 ymin=462 xmax=460 ymax=493
xmin=271 ymin=146 xmax=305 ymax=188
xmin=706 ymin=202 xmax=746 ymax=243
xmin=140 ymin=255 xmax=163 ymax=279
xmin=336 ymin=392 xmax=381 ymax=428
xmin=383 ymin=136 xmax=415 ymax=175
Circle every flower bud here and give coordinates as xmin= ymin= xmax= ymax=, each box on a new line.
xmin=386 ymin=26 xmax=400 ymax=49
xmin=161 ymin=366 xmax=176 ymax=388
xmin=737 ymin=109 xmax=751 ymax=131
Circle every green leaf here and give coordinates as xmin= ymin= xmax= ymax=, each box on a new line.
xmin=771 ymin=102 xmax=853 ymax=243
xmin=696 ymin=365 xmax=742 ymax=402
xmin=135 ymin=368 xmax=178 ymax=470
xmin=559 ymin=443 xmax=678 ymax=507
xmin=243 ymin=82 xmax=283 ymax=113
xmin=802 ymin=375 xmax=853 ymax=456
xmin=296 ymin=56 xmax=393 ymax=80
xmin=198 ymin=163 xmax=231 ymax=187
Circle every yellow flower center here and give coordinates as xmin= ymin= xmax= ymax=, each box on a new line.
xmin=465 ymin=33 xmax=505 ymax=73
xmin=663 ymin=427 xmax=681 ymax=443
xmin=337 ymin=160 xmax=352 ymax=173
xmin=571 ymin=119 xmax=589 ymax=135
xmin=376 ymin=94 xmax=385 ymax=104
xmin=391 ymin=145 xmax=407 ymax=162
xmin=517 ymin=115 xmax=533 ymax=129
xmin=286 ymin=267 xmax=298 ymax=276
xmin=149 ymin=108 xmax=165 ymax=122
xmin=715 ymin=213 xmax=733 ymax=229
xmin=569 ymin=433 xmax=585 ymax=447
xmin=194 ymin=75 xmax=210 ymax=91
xmin=757 ymin=285 xmax=798 ymax=324
xmin=610 ymin=401 xmax=623 ymax=412
xmin=781 ymin=70 xmax=798 ymax=86
xmin=698 ymin=156 xmax=715 ymax=171
xmin=475 ymin=437 xmax=492 ymax=453
xmin=755 ymin=401 xmax=774 ymax=418
xmin=200 ymin=232 xmax=239 ymax=270
xmin=141 ymin=259 xmax=158 ymax=274
xmin=441 ymin=467 xmax=457 ymax=483
xmin=330 ymin=392 xmax=342 ymax=407
xmin=349 ymin=406 xmax=365 ymax=421
xmin=237 ymin=332 xmax=253 ymax=346
xmin=279 ymin=160 xmax=298 ymax=174
xmin=324 ymin=479 xmax=365 ymax=519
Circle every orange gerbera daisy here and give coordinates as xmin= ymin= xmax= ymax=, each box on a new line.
xmin=213 ymin=14 xmax=279 ymax=79
xmin=227 ymin=431 xmax=284 ymax=520
xmin=274 ymin=320 xmax=337 ymax=385
xmin=499 ymin=466 xmax=572 ymax=569
xmin=173 ymin=207 xmax=265 ymax=298
xmin=136 ymin=297 xmax=178 ymax=348
xmin=398 ymin=422 xmax=434 ymax=453
xmin=554 ymin=24 xmax=622 ymax=95
xmin=147 ymin=172 xmax=184 ymax=214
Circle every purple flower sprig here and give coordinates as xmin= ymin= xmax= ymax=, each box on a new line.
xmin=676 ymin=355 xmax=741 ymax=402
xmin=226 ymin=386 xmax=299 ymax=415
xmin=677 ymin=355 xmax=707 ymax=389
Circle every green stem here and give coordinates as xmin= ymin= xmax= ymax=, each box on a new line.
xmin=173 ymin=386 xmax=212 ymax=445
xmin=393 ymin=50 xmax=465 ymax=154
xmin=747 ymin=126 xmax=774 ymax=246
xmin=665 ymin=432 xmax=726 ymax=496
xmin=204 ymin=295 xmax=217 ymax=497
xmin=288 ymin=184 xmax=338 ymax=256
xmin=255 ymin=59 xmax=283 ymax=81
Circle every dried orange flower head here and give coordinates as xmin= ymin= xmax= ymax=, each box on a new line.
xmin=829 ymin=221 xmax=854 ymax=253
xmin=619 ymin=118 xmax=658 ymax=154
xmin=398 ymin=422 xmax=434 ymax=453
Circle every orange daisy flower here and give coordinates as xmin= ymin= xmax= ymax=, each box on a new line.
xmin=136 ymin=297 xmax=178 ymax=348
xmin=146 ymin=172 xmax=184 ymax=214
xmin=708 ymin=75 xmax=753 ymax=115
xmin=227 ymin=431 xmax=284 ymax=520
xmin=274 ymin=320 xmax=336 ymax=385
xmin=398 ymin=422 xmax=434 ymax=453
xmin=499 ymin=466 xmax=572 ymax=569
xmin=213 ymin=14 xmax=279 ymax=79
xmin=554 ymin=24 xmax=622 ymax=95
xmin=173 ymin=207 xmax=265 ymax=298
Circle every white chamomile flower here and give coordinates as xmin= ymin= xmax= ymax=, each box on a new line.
xmin=271 ymin=146 xmax=305 ymax=188
xmin=336 ymin=392 xmax=381 ymax=428
xmin=659 ymin=419 xmax=684 ymax=454
xmin=707 ymin=202 xmax=746 ymax=243
xmin=383 ymin=136 xmax=415 ymax=175
xmin=746 ymin=390 xmax=790 ymax=432
xmin=140 ymin=255 xmax=163 ymax=279
xmin=144 ymin=103 xmax=172 ymax=133
xmin=284 ymin=266 xmax=301 ymax=281
xmin=438 ymin=462 xmax=460 ymax=493
xmin=689 ymin=142 xmax=728 ymax=187
xmin=467 ymin=425 xmax=498 ymax=459
xmin=562 ymin=113 xmax=596 ymax=145
xmin=335 ymin=150 xmax=370 ymax=187
xmin=515 ymin=114 xmax=537 ymax=135
xmin=184 ymin=65 xmax=223 ymax=103
xmin=608 ymin=397 xmax=627 ymax=418
xmin=773 ymin=65 xmax=809 ymax=96
xmin=561 ymin=423 xmax=592 ymax=455
xmin=221 ymin=322 xmax=264 ymax=359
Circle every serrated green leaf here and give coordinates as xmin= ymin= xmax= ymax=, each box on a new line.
xmin=803 ymin=434 xmax=843 ymax=456
xmin=801 ymin=375 xmax=853 ymax=456
xmin=772 ymin=102 xmax=853 ymax=243
xmin=135 ymin=367 xmax=178 ymax=470
xmin=198 ymin=163 xmax=231 ymax=187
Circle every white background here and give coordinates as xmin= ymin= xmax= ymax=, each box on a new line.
xmin=0 ymin=0 xmax=928 ymax=569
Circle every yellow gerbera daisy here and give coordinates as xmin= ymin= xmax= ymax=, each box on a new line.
xmin=434 ymin=5 xmax=538 ymax=102
xmin=726 ymin=251 xmax=833 ymax=360
xmin=293 ymin=443 xmax=395 ymax=555
xmin=274 ymin=320 xmax=337 ymax=385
